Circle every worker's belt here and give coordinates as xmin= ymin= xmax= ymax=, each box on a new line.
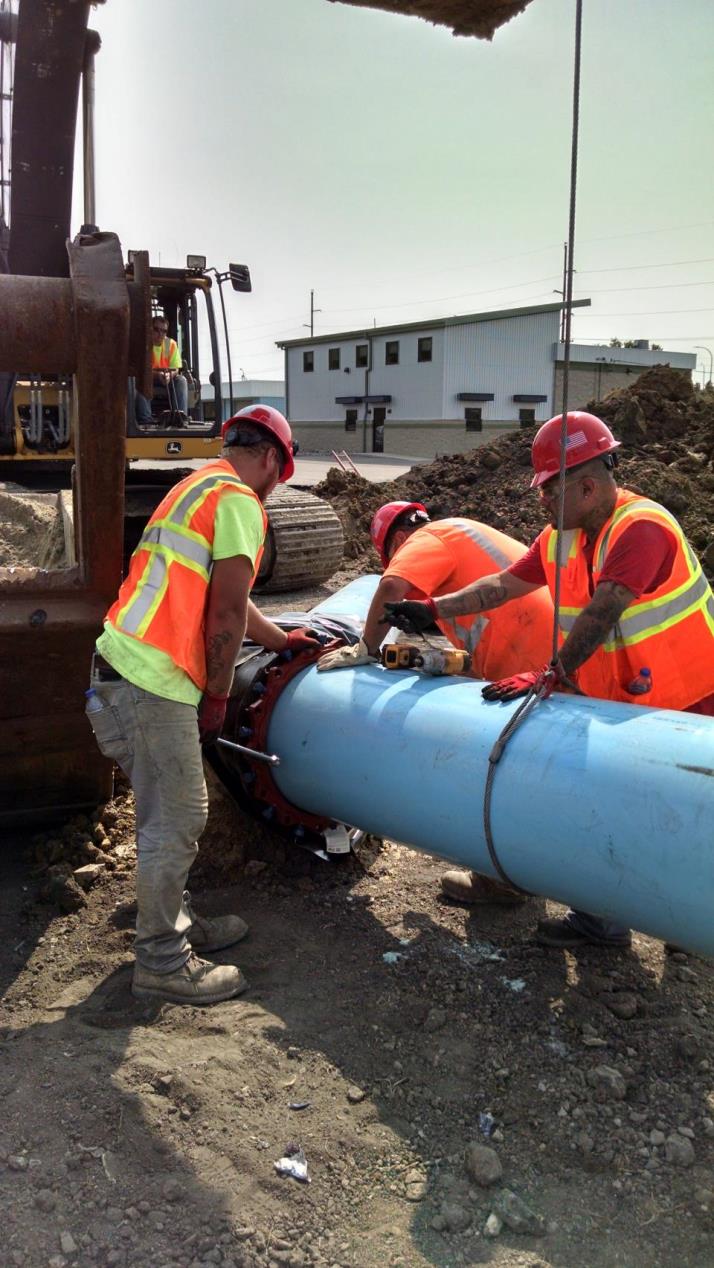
xmin=91 ymin=651 xmax=122 ymax=682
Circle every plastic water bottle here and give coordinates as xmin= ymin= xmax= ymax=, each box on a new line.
xmin=627 ymin=667 xmax=652 ymax=696
xmin=85 ymin=688 xmax=103 ymax=713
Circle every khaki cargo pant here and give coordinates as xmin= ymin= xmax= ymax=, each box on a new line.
xmin=86 ymin=673 xmax=208 ymax=973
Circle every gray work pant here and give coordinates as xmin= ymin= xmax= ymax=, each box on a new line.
xmin=85 ymin=674 xmax=208 ymax=973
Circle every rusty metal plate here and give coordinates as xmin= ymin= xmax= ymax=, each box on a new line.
xmin=327 ymin=0 xmax=535 ymax=39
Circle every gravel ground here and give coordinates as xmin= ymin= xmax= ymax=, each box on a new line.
xmin=2 ymin=571 xmax=713 ymax=1268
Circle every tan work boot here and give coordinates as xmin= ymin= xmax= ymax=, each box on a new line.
xmin=441 ymin=869 xmax=527 ymax=906
xmin=188 ymin=912 xmax=249 ymax=954
xmin=132 ymin=953 xmax=248 ymax=1005
xmin=183 ymin=890 xmax=249 ymax=954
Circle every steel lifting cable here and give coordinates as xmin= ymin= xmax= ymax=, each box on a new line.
xmin=483 ymin=0 xmax=583 ymax=894
xmin=0 ymin=0 xmax=16 ymax=224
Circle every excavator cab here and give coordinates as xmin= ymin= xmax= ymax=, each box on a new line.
xmin=125 ymin=262 xmax=226 ymax=461
xmin=0 ymin=257 xmax=248 ymax=475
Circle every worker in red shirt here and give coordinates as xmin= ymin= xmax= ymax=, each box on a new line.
xmin=319 ymin=501 xmax=554 ymax=905
xmin=384 ymin=412 xmax=714 ymax=949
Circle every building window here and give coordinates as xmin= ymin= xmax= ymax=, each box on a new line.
xmin=465 ymin=408 xmax=483 ymax=432
xmin=345 ymin=409 xmax=358 ymax=433
xmin=328 ymin=347 xmax=341 ymax=371
xmin=519 ymin=408 xmax=536 ymax=427
xmin=356 ymin=344 xmax=368 ymax=368
xmin=418 ymin=337 xmax=432 ymax=363
xmin=303 ymin=351 xmax=314 ymax=373
xmin=385 ymin=340 xmax=399 ymax=366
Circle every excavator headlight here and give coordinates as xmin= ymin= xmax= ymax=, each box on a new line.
xmin=186 ymin=254 xmax=207 ymax=271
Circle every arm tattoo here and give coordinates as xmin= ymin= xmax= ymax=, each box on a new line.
xmin=438 ymin=582 xmax=509 ymax=619
xmin=205 ymin=629 xmax=231 ymax=681
xmin=559 ymin=582 xmax=635 ymax=676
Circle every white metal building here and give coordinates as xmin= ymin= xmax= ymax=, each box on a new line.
xmin=277 ymin=303 xmax=695 ymax=457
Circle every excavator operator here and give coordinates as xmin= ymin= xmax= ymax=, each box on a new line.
xmin=135 ymin=313 xmax=189 ymax=424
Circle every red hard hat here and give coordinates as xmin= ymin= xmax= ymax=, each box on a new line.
xmin=370 ymin=501 xmax=429 ymax=567
xmin=221 ymin=403 xmax=295 ymax=482
xmin=530 ymin=411 xmax=621 ymax=489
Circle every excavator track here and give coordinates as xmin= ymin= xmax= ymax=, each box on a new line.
xmin=256 ymin=486 xmax=344 ymax=593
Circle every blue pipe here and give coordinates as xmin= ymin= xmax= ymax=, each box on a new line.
xmin=267 ymin=578 xmax=714 ymax=955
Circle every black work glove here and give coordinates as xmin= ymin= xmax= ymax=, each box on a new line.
xmin=381 ymin=598 xmax=438 ymax=635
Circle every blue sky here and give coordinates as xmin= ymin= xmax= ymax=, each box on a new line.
xmin=78 ymin=0 xmax=714 ymax=383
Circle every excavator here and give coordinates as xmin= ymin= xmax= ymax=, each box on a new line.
xmin=0 ymin=1 xmax=344 ymax=579
xmin=0 ymin=0 xmax=532 ymax=826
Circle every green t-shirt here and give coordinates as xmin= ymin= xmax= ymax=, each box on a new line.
xmin=96 ymin=483 xmax=265 ymax=705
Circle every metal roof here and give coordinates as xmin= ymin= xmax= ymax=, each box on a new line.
xmin=277 ymin=299 xmax=591 ymax=349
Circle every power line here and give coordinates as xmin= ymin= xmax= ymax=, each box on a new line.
xmin=586 ymin=280 xmax=714 ymax=294
xmin=316 ymin=221 xmax=714 ymax=295
xmin=588 ymin=307 xmax=714 ymax=317
xmin=579 ymin=256 xmax=714 ymax=275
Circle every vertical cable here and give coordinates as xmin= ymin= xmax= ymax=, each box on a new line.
xmin=552 ymin=0 xmax=583 ymax=662
xmin=482 ymin=0 xmax=585 ymax=891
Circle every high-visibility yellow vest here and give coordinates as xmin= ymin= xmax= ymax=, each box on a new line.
xmin=106 ymin=461 xmax=267 ymax=690
xmin=540 ymin=489 xmax=714 ymax=708
xmin=152 ymin=336 xmax=180 ymax=370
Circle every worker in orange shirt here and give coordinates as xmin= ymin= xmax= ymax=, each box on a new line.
xmin=318 ymin=500 xmax=555 ymax=906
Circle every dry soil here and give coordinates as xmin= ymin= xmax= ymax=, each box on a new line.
xmin=2 ymin=366 xmax=714 ymax=1268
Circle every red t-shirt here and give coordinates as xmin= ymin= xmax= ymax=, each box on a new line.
xmin=508 ymin=522 xmax=714 ymax=715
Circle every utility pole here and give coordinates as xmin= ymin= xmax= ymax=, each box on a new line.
xmin=302 ymin=289 xmax=321 ymax=338
xmin=553 ymin=242 xmax=575 ymax=343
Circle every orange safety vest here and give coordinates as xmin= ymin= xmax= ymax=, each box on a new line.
xmin=390 ymin=518 xmax=554 ymax=679
xmin=540 ymin=488 xmax=714 ymax=708
xmin=105 ymin=461 xmax=267 ymax=690
xmin=152 ymin=336 xmax=180 ymax=370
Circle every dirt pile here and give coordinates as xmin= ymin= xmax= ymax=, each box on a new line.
xmin=315 ymin=367 xmax=714 ymax=580
xmin=0 ymin=485 xmax=67 ymax=569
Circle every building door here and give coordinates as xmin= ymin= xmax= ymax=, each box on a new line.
xmin=372 ymin=407 xmax=386 ymax=454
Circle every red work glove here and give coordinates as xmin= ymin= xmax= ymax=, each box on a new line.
xmin=197 ymin=690 xmax=229 ymax=744
xmin=283 ymin=627 xmax=323 ymax=653
xmin=482 ymin=659 xmax=567 ymax=703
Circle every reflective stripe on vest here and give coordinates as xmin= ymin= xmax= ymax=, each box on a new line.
xmin=114 ymin=469 xmax=260 ymax=640
xmin=153 ymin=337 xmax=179 ymax=369
xmin=388 ymin=517 xmax=554 ymax=679
xmin=548 ymin=496 xmax=713 ymax=646
xmin=105 ymin=461 xmax=266 ymax=691
xmin=453 ymin=614 xmax=489 ymax=655
xmin=445 ymin=518 xmax=514 ymax=571
xmin=540 ymin=489 xmax=714 ymax=707
xmin=556 ymin=571 xmax=714 ymax=645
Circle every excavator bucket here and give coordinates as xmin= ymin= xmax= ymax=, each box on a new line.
xmin=328 ymin=0 xmax=536 ymax=39
xmin=0 ymin=231 xmax=151 ymax=826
